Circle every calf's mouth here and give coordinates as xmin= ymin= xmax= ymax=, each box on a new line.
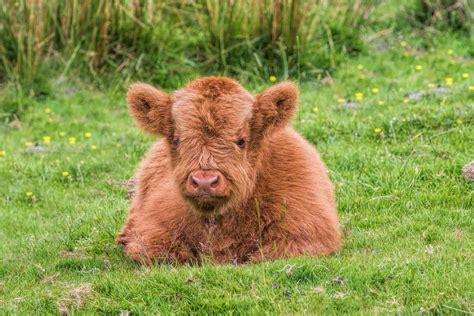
xmin=184 ymin=193 xmax=228 ymax=213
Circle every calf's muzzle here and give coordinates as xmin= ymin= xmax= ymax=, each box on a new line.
xmin=185 ymin=170 xmax=228 ymax=197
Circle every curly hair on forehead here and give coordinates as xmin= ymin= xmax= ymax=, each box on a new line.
xmin=183 ymin=76 xmax=244 ymax=99
xmin=117 ymin=76 xmax=341 ymax=265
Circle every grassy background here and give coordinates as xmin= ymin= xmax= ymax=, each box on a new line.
xmin=1 ymin=0 xmax=474 ymax=314
xmin=1 ymin=33 xmax=473 ymax=314
xmin=1 ymin=0 xmax=472 ymax=113
xmin=0 ymin=0 xmax=372 ymax=92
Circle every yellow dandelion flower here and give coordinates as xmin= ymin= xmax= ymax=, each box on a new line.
xmin=427 ymin=83 xmax=436 ymax=88
xmin=445 ymin=77 xmax=453 ymax=86
xmin=371 ymin=88 xmax=379 ymax=94
xmin=26 ymin=191 xmax=33 ymax=197
xmin=415 ymin=65 xmax=422 ymax=71
xmin=400 ymin=41 xmax=407 ymax=47
xmin=59 ymin=131 xmax=65 ymax=137
xmin=84 ymin=132 xmax=92 ymax=138
xmin=462 ymin=73 xmax=469 ymax=79
xmin=378 ymin=100 xmax=385 ymax=106
xmin=25 ymin=141 xmax=33 ymax=147
xmin=357 ymin=64 xmax=364 ymax=70
xmin=0 ymin=150 xmax=5 ymax=157
xmin=43 ymin=136 xmax=51 ymax=144
xmin=355 ymin=92 xmax=364 ymax=100
xmin=44 ymin=108 xmax=51 ymax=113
xmin=456 ymin=119 xmax=463 ymax=125
xmin=374 ymin=128 xmax=382 ymax=133
xmin=337 ymin=98 xmax=345 ymax=103
xmin=469 ymin=85 xmax=474 ymax=91
xmin=91 ymin=144 xmax=97 ymax=150
xmin=269 ymin=75 xmax=277 ymax=82
xmin=68 ymin=137 xmax=76 ymax=145
xmin=62 ymin=171 xmax=69 ymax=177
xmin=447 ymin=48 xmax=453 ymax=55
xmin=312 ymin=107 xmax=318 ymax=113
xmin=403 ymin=98 xmax=409 ymax=104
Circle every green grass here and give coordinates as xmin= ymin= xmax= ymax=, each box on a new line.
xmin=1 ymin=33 xmax=473 ymax=314
xmin=0 ymin=0 xmax=375 ymax=94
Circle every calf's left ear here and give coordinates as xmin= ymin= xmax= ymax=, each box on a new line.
xmin=127 ymin=83 xmax=173 ymax=136
xmin=251 ymin=81 xmax=298 ymax=135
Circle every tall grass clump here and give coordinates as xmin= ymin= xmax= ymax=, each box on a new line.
xmin=192 ymin=0 xmax=370 ymax=82
xmin=404 ymin=0 xmax=473 ymax=33
xmin=15 ymin=0 xmax=474 ymax=116
xmin=0 ymin=1 xmax=196 ymax=90
xmin=0 ymin=1 xmax=372 ymax=92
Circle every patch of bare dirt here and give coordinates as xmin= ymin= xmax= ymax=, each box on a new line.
xmin=463 ymin=161 xmax=474 ymax=182
xmin=110 ymin=178 xmax=137 ymax=199
xmin=56 ymin=284 xmax=93 ymax=315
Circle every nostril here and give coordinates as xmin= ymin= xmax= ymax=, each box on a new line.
xmin=209 ymin=176 xmax=219 ymax=188
xmin=190 ymin=176 xmax=199 ymax=189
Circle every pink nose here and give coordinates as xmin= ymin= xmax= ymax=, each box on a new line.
xmin=186 ymin=170 xmax=226 ymax=195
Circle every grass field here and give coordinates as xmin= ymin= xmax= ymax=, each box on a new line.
xmin=1 ymin=33 xmax=473 ymax=314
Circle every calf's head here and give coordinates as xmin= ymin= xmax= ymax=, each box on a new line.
xmin=128 ymin=77 xmax=298 ymax=215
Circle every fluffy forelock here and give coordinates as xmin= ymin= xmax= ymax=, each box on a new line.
xmin=170 ymin=79 xmax=254 ymax=139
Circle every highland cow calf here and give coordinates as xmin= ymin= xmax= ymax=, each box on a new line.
xmin=116 ymin=77 xmax=341 ymax=264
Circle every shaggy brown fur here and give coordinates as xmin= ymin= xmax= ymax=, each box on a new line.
xmin=116 ymin=76 xmax=341 ymax=264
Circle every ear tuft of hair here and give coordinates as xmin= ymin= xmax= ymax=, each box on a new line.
xmin=252 ymin=81 xmax=299 ymax=136
xmin=127 ymin=83 xmax=173 ymax=136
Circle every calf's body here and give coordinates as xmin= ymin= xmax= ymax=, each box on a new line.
xmin=116 ymin=77 xmax=341 ymax=264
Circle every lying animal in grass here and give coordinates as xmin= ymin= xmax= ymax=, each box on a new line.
xmin=116 ymin=77 xmax=341 ymax=264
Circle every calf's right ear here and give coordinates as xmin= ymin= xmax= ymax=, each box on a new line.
xmin=127 ymin=83 xmax=173 ymax=136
